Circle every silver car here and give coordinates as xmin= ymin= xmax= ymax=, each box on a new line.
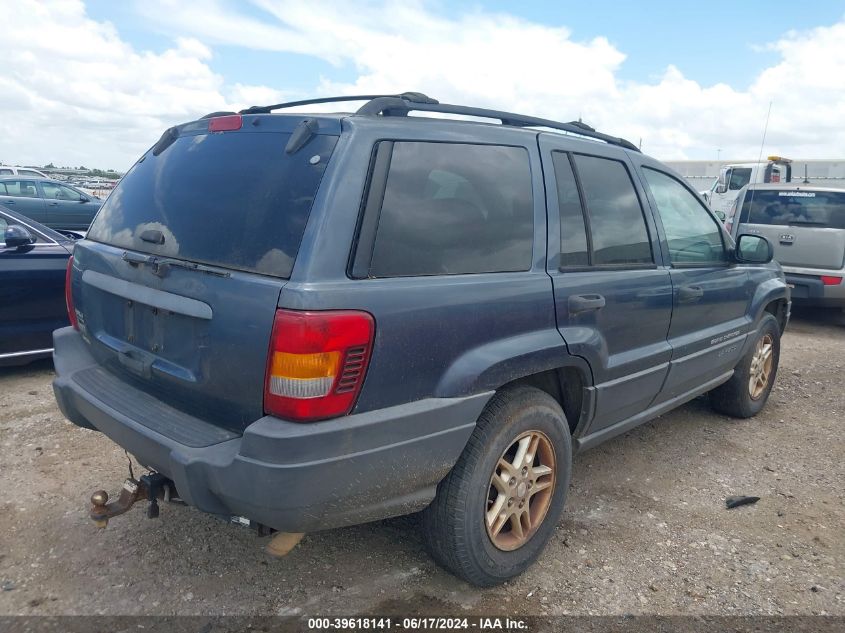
xmin=730 ymin=183 xmax=845 ymax=309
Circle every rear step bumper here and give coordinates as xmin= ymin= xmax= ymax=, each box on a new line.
xmin=52 ymin=327 xmax=490 ymax=532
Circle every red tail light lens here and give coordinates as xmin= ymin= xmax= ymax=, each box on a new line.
xmin=208 ymin=114 xmax=242 ymax=132
xmin=821 ymin=275 xmax=842 ymax=286
xmin=65 ymin=255 xmax=79 ymax=330
xmin=264 ymin=309 xmax=374 ymax=422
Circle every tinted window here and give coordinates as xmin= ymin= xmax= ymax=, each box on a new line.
xmin=368 ymin=142 xmax=533 ymax=277
xmin=87 ymin=131 xmax=337 ymax=277
xmin=741 ymin=190 xmax=845 ymax=229
xmin=643 ymin=168 xmax=726 ymax=265
xmin=551 ymin=152 xmax=588 ymax=267
xmin=728 ymin=167 xmax=752 ymax=190
xmin=573 ymin=154 xmax=652 ymax=265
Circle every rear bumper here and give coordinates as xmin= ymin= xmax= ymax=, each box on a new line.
xmin=783 ymin=272 xmax=845 ymax=307
xmin=52 ymin=327 xmax=489 ymax=532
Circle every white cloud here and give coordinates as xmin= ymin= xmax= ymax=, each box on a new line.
xmin=0 ymin=0 xmax=277 ymax=169
xmin=138 ymin=0 xmax=845 ymax=160
xmin=1 ymin=0 xmax=843 ymax=169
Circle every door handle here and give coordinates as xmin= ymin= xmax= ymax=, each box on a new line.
xmin=568 ymin=294 xmax=606 ymax=314
xmin=4 ymin=200 xmax=14 ymax=204
xmin=48 ymin=201 xmax=59 ymax=206
xmin=679 ymin=285 xmax=704 ymax=302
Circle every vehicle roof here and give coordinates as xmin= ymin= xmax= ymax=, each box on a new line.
xmin=745 ymin=182 xmax=845 ymax=193
xmin=0 ymin=175 xmax=66 ymax=183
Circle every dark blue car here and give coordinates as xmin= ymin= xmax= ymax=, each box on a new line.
xmin=1 ymin=206 xmax=77 ymax=365
xmin=52 ymin=93 xmax=789 ymax=586
xmin=0 ymin=176 xmax=101 ymax=230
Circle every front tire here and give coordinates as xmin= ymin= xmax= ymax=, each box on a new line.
xmin=421 ymin=386 xmax=572 ymax=587
xmin=710 ymin=314 xmax=781 ymax=418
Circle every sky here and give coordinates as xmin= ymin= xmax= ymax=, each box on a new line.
xmin=1 ymin=0 xmax=844 ymax=170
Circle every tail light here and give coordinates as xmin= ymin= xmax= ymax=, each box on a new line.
xmin=821 ymin=275 xmax=842 ymax=286
xmin=65 ymin=256 xmax=79 ymax=330
xmin=264 ymin=309 xmax=374 ymax=422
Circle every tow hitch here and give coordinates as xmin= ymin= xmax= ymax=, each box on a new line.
xmin=90 ymin=472 xmax=176 ymax=528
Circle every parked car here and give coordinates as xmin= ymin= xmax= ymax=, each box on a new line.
xmin=52 ymin=93 xmax=789 ymax=587
xmin=1 ymin=205 xmax=77 ymax=366
xmin=730 ymin=183 xmax=845 ymax=311
xmin=0 ymin=166 xmax=49 ymax=178
xmin=0 ymin=176 xmax=101 ymax=231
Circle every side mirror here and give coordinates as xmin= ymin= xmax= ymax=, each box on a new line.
xmin=80 ymin=196 xmax=90 ymax=203
xmin=4 ymin=224 xmax=35 ymax=248
xmin=735 ymin=234 xmax=773 ymax=264
xmin=715 ymin=210 xmax=726 ymax=221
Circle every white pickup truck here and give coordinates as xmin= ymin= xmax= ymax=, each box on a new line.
xmin=702 ymin=156 xmax=792 ymax=220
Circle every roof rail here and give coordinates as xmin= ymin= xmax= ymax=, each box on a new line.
xmin=356 ymin=96 xmax=640 ymax=152
xmin=239 ymin=92 xmax=438 ymax=115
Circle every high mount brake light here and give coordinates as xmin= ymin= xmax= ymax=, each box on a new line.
xmin=208 ymin=114 xmax=242 ymax=132
xmin=264 ymin=310 xmax=374 ymax=422
xmin=65 ymin=256 xmax=79 ymax=330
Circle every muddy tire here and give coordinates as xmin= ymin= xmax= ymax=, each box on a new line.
xmin=710 ymin=314 xmax=781 ymax=418
xmin=421 ymin=386 xmax=571 ymax=587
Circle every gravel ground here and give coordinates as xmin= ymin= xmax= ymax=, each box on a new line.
xmin=0 ymin=307 xmax=842 ymax=617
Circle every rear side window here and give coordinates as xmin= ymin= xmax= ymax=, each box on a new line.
xmin=740 ymin=190 xmax=845 ymax=229
xmin=366 ymin=142 xmax=533 ymax=277
xmin=572 ymin=154 xmax=653 ymax=265
xmin=3 ymin=179 xmax=38 ymax=197
xmin=87 ymin=131 xmax=338 ymax=277
xmin=551 ymin=152 xmax=589 ymax=267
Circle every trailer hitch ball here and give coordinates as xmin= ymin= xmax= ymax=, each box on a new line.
xmin=91 ymin=490 xmax=110 ymax=528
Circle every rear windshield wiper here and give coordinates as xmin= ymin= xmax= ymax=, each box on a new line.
xmin=122 ymin=251 xmax=231 ymax=278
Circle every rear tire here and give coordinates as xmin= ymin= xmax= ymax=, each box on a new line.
xmin=710 ymin=314 xmax=781 ymax=418
xmin=421 ymin=386 xmax=572 ymax=587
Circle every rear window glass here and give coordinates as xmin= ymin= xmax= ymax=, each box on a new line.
xmin=87 ymin=131 xmax=337 ymax=277
xmin=741 ymin=190 xmax=845 ymax=229
xmin=368 ymin=142 xmax=533 ymax=277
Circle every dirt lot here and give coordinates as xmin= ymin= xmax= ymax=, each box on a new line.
xmin=0 ymin=308 xmax=842 ymax=617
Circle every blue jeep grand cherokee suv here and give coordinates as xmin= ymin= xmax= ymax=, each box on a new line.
xmin=53 ymin=93 xmax=789 ymax=586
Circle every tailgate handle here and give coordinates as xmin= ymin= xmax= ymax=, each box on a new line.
xmin=117 ymin=349 xmax=153 ymax=379
xmin=568 ymin=294 xmax=606 ymax=314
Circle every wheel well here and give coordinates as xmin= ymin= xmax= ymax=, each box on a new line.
xmin=506 ymin=368 xmax=584 ymax=434
xmin=764 ymin=298 xmax=789 ymax=333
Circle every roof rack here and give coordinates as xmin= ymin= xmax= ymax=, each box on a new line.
xmin=356 ymin=95 xmax=640 ymax=152
xmin=238 ymin=92 xmax=438 ymax=115
xmin=237 ymin=91 xmax=638 ymax=152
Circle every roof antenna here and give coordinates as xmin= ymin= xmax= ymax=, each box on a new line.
xmin=747 ymin=101 xmax=773 ymax=219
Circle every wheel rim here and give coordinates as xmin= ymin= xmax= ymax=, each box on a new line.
xmin=485 ymin=430 xmax=556 ymax=551
xmin=748 ymin=333 xmax=774 ymax=400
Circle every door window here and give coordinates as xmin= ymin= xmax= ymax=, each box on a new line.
xmin=42 ymin=182 xmax=84 ymax=201
xmin=2 ymin=180 xmax=38 ymax=197
xmin=572 ymin=154 xmax=653 ymax=266
xmin=367 ymin=142 xmax=533 ymax=277
xmin=643 ymin=168 xmax=727 ymax=265
xmin=552 ymin=152 xmax=589 ymax=267
xmin=728 ymin=168 xmax=752 ymax=190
